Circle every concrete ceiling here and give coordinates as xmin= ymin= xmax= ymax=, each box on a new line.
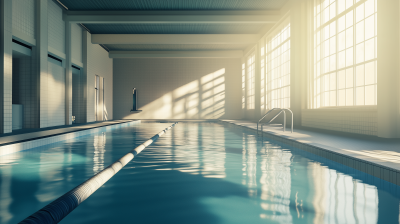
xmin=58 ymin=0 xmax=289 ymax=58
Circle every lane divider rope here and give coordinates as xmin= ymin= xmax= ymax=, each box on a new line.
xmin=19 ymin=123 xmax=177 ymax=224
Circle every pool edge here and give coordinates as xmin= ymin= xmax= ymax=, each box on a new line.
xmin=219 ymin=120 xmax=400 ymax=187
xmin=0 ymin=120 xmax=141 ymax=157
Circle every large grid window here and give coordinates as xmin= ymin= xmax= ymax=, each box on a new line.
xmin=242 ymin=63 xmax=246 ymax=109
xmin=247 ymin=53 xmax=255 ymax=110
xmin=260 ymin=43 xmax=266 ymax=110
xmin=313 ymin=0 xmax=377 ymax=108
xmin=266 ymin=23 xmax=291 ymax=109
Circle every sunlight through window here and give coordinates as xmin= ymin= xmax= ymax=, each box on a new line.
xmin=266 ymin=22 xmax=291 ymax=109
xmin=242 ymin=63 xmax=246 ymax=109
xmin=247 ymin=53 xmax=256 ymax=110
xmin=313 ymin=0 xmax=377 ymax=108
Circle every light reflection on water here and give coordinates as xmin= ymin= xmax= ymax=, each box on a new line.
xmin=0 ymin=123 xmax=399 ymax=224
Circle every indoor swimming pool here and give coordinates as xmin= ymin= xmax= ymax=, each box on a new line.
xmin=1 ymin=122 xmax=399 ymax=224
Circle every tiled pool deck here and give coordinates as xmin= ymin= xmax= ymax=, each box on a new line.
xmin=221 ymin=119 xmax=400 ymax=186
xmin=0 ymin=120 xmax=140 ymax=157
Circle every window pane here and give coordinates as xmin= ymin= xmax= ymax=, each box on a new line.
xmin=338 ymin=31 xmax=346 ymax=51
xmin=330 ymin=36 xmax=336 ymax=54
xmin=339 ymin=89 xmax=345 ymax=106
xmin=356 ymin=64 xmax=364 ymax=87
xmin=338 ymin=0 xmax=345 ymax=14
xmin=365 ymin=14 xmax=375 ymax=40
xmin=346 ymin=47 xmax=353 ymax=66
xmin=330 ymin=21 xmax=336 ymax=37
xmin=356 ymin=86 xmax=365 ymax=105
xmin=338 ymin=70 xmax=346 ymax=89
xmin=346 ymin=0 xmax=353 ymax=9
xmin=330 ymin=72 xmax=337 ymax=90
xmin=330 ymin=54 xmax=336 ymax=71
xmin=365 ymin=0 xmax=375 ymax=17
xmin=330 ymin=90 xmax=337 ymax=106
xmin=356 ymin=3 xmax=364 ymax=23
xmin=356 ymin=20 xmax=364 ymax=44
xmin=346 ymin=27 xmax=353 ymax=48
xmin=365 ymin=38 xmax=374 ymax=61
xmin=346 ymin=88 xmax=354 ymax=105
xmin=346 ymin=11 xmax=353 ymax=28
xmin=346 ymin=68 xmax=353 ymax=88
xmin=338 ymin=50 xmax=346 ymax=69
xmin=356 ymin=43 xmax=364 ymax=64
xmin=330 ymin=4 xmax=336 ymax=20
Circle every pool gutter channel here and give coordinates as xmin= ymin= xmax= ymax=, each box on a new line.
xmin=220 ymin=120 xmax=400 ymax=187
xmin=19 ymin=123 xmax=178 ymax=224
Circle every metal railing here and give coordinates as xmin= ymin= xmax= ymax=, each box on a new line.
xmin=257 ymin=108 xmax=293 ymax=136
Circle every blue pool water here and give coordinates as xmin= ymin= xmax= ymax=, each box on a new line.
xmin=0 ymin=122 xmax=399 ymax=224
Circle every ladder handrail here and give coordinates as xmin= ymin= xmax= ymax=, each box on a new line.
xmin=256 ymin=108 xmax=281 ymax=133
xmin=257 ymin=108 xmax=294 ymax=134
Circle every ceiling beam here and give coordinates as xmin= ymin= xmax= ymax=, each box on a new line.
xmin=64 ymin=11 xmax=280 ymax=24
xmin=109 ymin=51 xmax=243 ymax=58
xmin=92 ymin=34 xmax=260 ymax=45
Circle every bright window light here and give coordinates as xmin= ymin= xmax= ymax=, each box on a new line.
xmin=265 ymin=23 xmax=291 ymax=109
xmin=242 ymin=63 xmax=246 ymax=109
xmin=313 ymin=0 xmax=377 ymax=108
xmin=247 ymin=53 xmax=256 ymax=110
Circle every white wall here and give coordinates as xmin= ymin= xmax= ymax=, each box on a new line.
xmin=85 ymin=33 xmax=113 ymax=122
xmin=48 ymin=0 xmax=65 ymax=56
xmin=113 ymin=58 xmax=242 ymax=120
xmin=12 ymin=0 xmax=35 ymax=39
xmin=71 ymin=23 xmax=82 ymax=64
xmin=47 ymin=58 xmax=65 ymax=127
xmin=302 ymin=108 xmax=378 ymax=136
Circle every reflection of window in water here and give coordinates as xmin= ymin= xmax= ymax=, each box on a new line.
xmin=242 ymin=134 xmax=257 ymax=197
xmin=201 ymin=125 xmax=226 ymax=179
xmin=93 ymin=132 xmax=106 ymax=174
xmin=310 ymin=164 xmax=378 ymax=224
xmin=259 ymin=145 xmax=292 ymax=222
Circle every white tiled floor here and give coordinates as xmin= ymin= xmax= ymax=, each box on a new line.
xmin=221 ymin=120 xmax=400 ymax=172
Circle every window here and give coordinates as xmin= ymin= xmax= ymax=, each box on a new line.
xmin=247 ymin=53 xmax=255 ymax=110
xmin=313 ymin=0 xmax=377 ymax=108
xmin=242 ymin=63 xmax=246 ymax=109
xmin=266 ymin=23 xmax=291 ymax=109
xmin=260 ymin=42 xmax=266 ymax=110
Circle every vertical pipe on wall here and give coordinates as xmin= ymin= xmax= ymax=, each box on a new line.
xmin=0 ymin=0 xmax=12 ymax=133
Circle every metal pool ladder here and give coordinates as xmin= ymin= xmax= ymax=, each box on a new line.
xmin=257 ymin=108 xmax=293 ymax=136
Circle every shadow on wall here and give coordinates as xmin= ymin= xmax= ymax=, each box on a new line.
xmin=123 ymin=68 xmax=227 ymax=119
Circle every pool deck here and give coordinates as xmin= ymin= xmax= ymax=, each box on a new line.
xmin=0 ymin=120 xmax=140 ymax=157
xmin=0 ymin=120 xmax=136 ymax=147
xmin=221 ymin=119 xmax=400 ymax=186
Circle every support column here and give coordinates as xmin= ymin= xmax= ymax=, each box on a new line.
xmin=82 ymin=30 xmax=89 ymax=123
xmin=0 ymin=0 xmax=13 ymax=134
xmin=35 ymin=0 xmax=48 ymax=128
xmin=65 ymin=22 xmax=72 ymax=125
xmin=290 ymin=0 xmax=308 ymax=128
xmin=377 ymin=0 xmax=399 ymax=138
